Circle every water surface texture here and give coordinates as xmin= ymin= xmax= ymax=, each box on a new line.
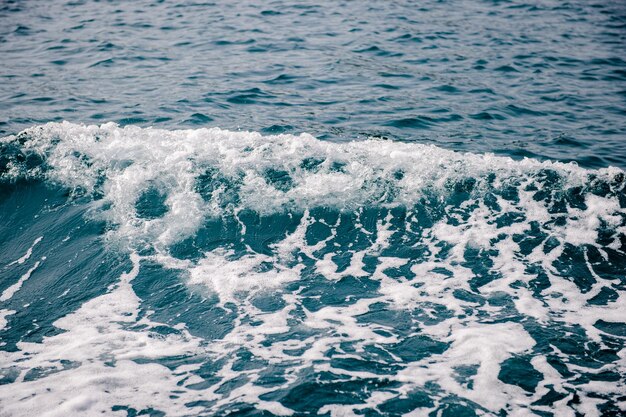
xmin=1 ymin=1 xmax=625 ymax=417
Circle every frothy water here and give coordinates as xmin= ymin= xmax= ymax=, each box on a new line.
xmin=1 ymin=123 xmax=624 ymax=416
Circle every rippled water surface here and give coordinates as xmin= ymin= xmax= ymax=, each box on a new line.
xmin=1 ymin=0 xmax=626 ymax=167
xmin=1 ymin=1 xmax=625 ymax=417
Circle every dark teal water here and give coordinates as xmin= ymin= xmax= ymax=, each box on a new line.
xmin=1 ymin=1 xmax=625 ymax=416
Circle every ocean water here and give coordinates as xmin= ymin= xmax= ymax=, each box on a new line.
xmin=0 ymin=1 xmax=625 ymax=417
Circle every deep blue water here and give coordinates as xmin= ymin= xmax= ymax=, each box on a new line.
xmin=1 ymin=1 xmax=625 ymax=416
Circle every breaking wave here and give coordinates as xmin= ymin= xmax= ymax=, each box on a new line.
xmin=0 ymin=122 xmax=624 ymax=416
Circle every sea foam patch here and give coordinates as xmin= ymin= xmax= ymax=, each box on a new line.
xmin=3 ymin=122 xmax=622 ymax=249
xmin=0 ymin=122 xmax=625 ymax=416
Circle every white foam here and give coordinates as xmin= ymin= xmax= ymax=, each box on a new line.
xmin=7 ymin=121 xmax=622 ymax=254
xmin=8 ymin=236 xmax=43 ymax=266
xmin=0 ymin=254 xmax=211 ymax=417
xmin=1 ymin=257 xmax=44 ymax=302
xmin=2 ymin=122 xmax=625 ymax=416
xmin=185 ymin=250 xmax=300 ymax=304
xmin=0 ymin=309 xmax=15 ymax=332
xmin=385 ymin=322 xmax=537 ymax=414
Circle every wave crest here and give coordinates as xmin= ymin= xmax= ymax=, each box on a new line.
xmin=2 ymin=122 xmax=624 ymax=252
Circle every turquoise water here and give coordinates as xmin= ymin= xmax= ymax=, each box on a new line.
xmin=1 ymin=1 xmax=625 ymax=416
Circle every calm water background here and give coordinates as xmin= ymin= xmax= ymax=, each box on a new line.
xmin=1 ymin=1 xmax=626 ymax=417
xmin=1 ymin=0 xmax=625 ymax=168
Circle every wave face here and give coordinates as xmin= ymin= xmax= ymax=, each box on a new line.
xmin=1 ymin=122 xmax=625 ymax=416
